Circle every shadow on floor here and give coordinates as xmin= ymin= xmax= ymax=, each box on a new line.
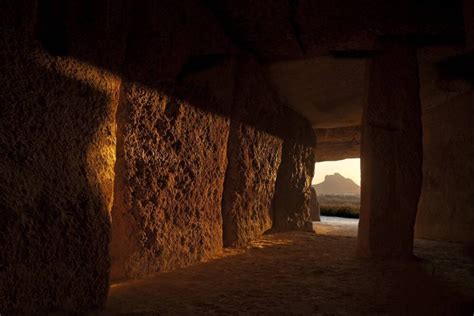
xmin=99 ymin=223 xmax=474 ymax=315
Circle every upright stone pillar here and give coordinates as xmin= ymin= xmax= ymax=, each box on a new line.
xmin=272 ymin=111 xmax=315 ymax=232
xmin=358 ymin=40 xmax=423 ymax=258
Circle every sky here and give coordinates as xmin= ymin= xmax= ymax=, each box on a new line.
xmin=313 ymin=158 xmax=361 ymax=186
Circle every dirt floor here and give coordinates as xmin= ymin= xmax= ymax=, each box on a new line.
xmin=99 ymin=218 xmax=474 ymax=315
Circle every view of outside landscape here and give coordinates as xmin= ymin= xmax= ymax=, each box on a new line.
xmin=313 ymin=159 xmax=361 ymax=219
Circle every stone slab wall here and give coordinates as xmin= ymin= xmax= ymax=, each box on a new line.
xmin=315 ymin=126 xmax=360 ymax=162
xmin=415 ymin=91 xmax=474 ymax=243
xmin=358 ymin=41 xmax=423 ymax=258
xmin=272 ymin=110 xmax=316 ymax=232
xmin=110 ymin=63 xmax=235 ymax=280
xmin=221 ymin=56 xmax=283 ymax=247
xmin=109 ymin=0 xmax=235 ymax=280
xmin=412 ymin=44 xmax=474 ymax=243
xmin=0 ymin=0 xmax=126 ymax=313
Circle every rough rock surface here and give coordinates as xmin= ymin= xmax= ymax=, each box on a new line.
xmin=109 ymin=0 xmax=235 ymax=281
xmin=266 ymin=57 xmax=367 ymax=130
xmin=0 ymin=1 xmax=125 ymax=313
xmin=413 ymin=44 xmax=474 ymax=243
xmin=204 ymin=0 xmax=463 ymax=61
xmin=203 ymin=0 xmax=303 ymax=62
xmin=415 ymin=91 xmax=474 ymax=242
xmin=272 ymin=111 xmax=316 ymax=232
xmin=358 ymin=40 xmax=423 ymax=258
xmin=221 ymin=57 xmax=283 ymax=247
xmin=309 ymin=187 xmax=321 ymax=222
xmin=111 ymin=76 xmax=233 ymax=281
xmin=315 ymin=126 xmax=360 ymax=162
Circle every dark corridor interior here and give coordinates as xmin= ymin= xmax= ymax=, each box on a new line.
xmin=0 ymin=0 xmax=473 ymax=314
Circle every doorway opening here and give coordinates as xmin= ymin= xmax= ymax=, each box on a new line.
xmin=312 ymin=158 xmax=360 ymax=237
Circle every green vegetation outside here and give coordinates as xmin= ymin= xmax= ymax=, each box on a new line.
xmin=320 ymin=205 xmax=359 ymax=218
xmin=318 ymin=194 xmax=360 ymax=219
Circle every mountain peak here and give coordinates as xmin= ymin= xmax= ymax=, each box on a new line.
xmin=324 ymin=172 xmax=344 ymax=179
xmin=315 ymin=173 xmax=360 ymax=195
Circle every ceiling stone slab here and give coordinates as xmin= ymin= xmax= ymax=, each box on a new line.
xmin=315 ymin=126 xmax=360 ymax=162
xmin=265 ymin=57 xmax=367 ymax=129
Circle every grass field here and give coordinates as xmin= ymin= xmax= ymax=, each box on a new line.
xmin=320 ymin=205 xmax=359 ymax=218
xmin=318 ymin=194 xmax=360 ymax=218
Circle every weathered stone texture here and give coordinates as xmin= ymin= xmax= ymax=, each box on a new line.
xmin=123 ymin=0 xmax=232 ymax=85
xmin=109 ymin=0 xmax=236 ymax=281
xmin=358 ymin=41 xmax=423 ymax=258
xmin=415 ymin=91 xmax=474 ymax=242
xmin=0 ymin=1 xmax=126 ymax=313
xmin=110 ymin=45 xmax=236 ymax=281
xmin=412 ymin=47 xmax=474 ymax=243
xmin=316 ymin=126 xmax=360 ymax=162
xmin=204 ymin=0 xmax=463 ymax=61
xmin=310 ymin=187 xmax=321 ymax=222
xmin=272 ymin=111 xmax=316 ymax=232
xmin=221 ymin=57 xmax=283 ymax=247
xmin=203 ymin=0 xmax=303 ymax=61
xmin=111 ymin=78 xmax=232 ymax=280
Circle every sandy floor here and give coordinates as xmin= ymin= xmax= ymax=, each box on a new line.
xmin=99 ymin=218 xmax=474 ymax=315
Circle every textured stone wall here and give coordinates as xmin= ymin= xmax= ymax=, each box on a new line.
xmin=221 ymin=56 xmax=283 ymax=247
xmin=415 ymin=91 xmax=474 ymax=243
xmin=413 ymin=4 xmax=474 ymax=243
xmin=358 ymin=41 xmax=423 ymax=258
xmin=204 ymin=0 xmax=462 ymax=61
xmin=315 ymin=126 xmax=360 ymax=162
xmin=109 ymin=0 xmax=234 ymax=281
xmin=0 ymin=0 xmax=126 ymax=313
xmin=272 ymin=110 xmax=316 ymax=232
xmin=415 ymin=47 xmax=474 ymax=242
xmin=110 ymin=62 xmax=235 ymax=280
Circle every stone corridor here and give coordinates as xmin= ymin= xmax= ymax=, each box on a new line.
xmin=1 ymin=0 xmax=473 ymax=314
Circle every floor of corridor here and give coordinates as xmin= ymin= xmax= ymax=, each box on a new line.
xmin=99 ymin=219 xmax=474 ymax=315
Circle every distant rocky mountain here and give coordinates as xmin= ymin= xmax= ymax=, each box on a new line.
xmin=313 ymin=173 xmax=360 ymax=195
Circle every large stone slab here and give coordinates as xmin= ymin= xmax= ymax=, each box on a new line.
xmin=415 ymin=91 xmax=474 ymax=242
xmin=221 ymin=56 xmax=283 ymax=247
xmin=204 ymin=0 xmax=462 ymax=61
xmin=0 ymin=1 xmax=126 ymax=313
xmin=315 ymin=126 xmax=360 ymax=162
xmin=110 ymin=61 xmax=235 ymax=280
xmin=272 ymin=110 xmax=316 ymax=232
xmin=358 ymin=40 xmax=423 ymax=258
xmin=413 ymin=45 xmax=474 ymax=243
xmin=109 ymin=0 xmax=235 ymax=281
